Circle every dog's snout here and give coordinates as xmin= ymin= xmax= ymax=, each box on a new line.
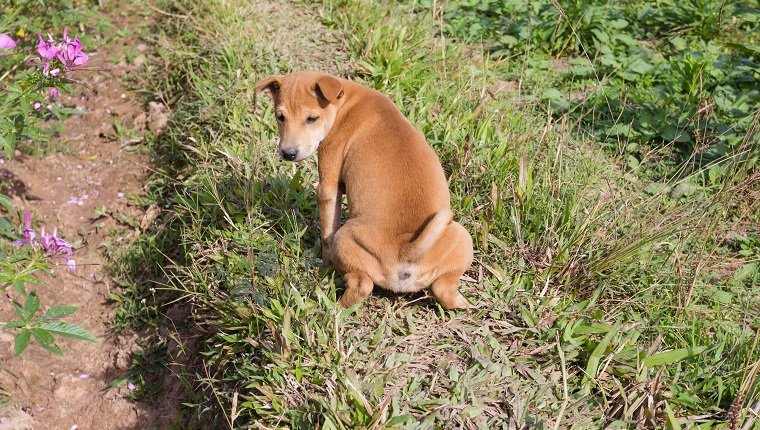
xmin=281 ymin=148 xmax=298 ymax=161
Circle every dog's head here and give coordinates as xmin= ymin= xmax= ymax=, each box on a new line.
xmin=255 ymin=72 xmax=345 ymax=162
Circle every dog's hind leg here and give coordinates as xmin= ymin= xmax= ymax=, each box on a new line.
xmin=332 ymin=222 xmax=384 ymax=307
xmin=431 ymin=273 xmax=471 ymax=310
xmin=425 ymin=222 xmax=473 ymax=310
xmin=339 ymin=271 xmax=374 ymax=307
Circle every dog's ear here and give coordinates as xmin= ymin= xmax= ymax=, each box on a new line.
xmin=255 ymin=75 xmax=283 ymax=98
xmin=315 ymin=76 xmax=344 ymax=104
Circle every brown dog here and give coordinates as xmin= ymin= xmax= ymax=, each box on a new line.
xmin=255 ymin=72 xmax=473 ymax=309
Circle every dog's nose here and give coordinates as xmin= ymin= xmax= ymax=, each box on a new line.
xmin=281 ymin=148 xmax=298 ymax=161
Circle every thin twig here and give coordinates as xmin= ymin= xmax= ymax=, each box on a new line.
xmin=741 ymin=400 xmax=760 ymax=430
xmin=553 ymin=332 xmax=569 ymax=430
xmin=147 ymin=3 xmax=190 ymax=19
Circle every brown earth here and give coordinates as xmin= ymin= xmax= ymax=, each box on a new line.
xmin=0 ymin=5 xmax=178 ymax=430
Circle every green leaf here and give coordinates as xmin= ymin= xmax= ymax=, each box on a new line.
xmin=628 ymin=59 xmax=653 ymax=75
xmin=645 ymin=182 xmax=670 ymax=195
xmin=12 ymin=301 xmax=26 ymax=320
xmin=3 ymin=319 xmax=24 ymax=329
xmin=107 ymin=376 xmax=128 ymax=389
xmin=31 ymin=328 xmax=63 ymax=355
xmin=14 ymin=329 xmax=31 ymax=356
xmin=725 ymin=42 xmax=760 ymax=55
xmin=733 ymin=262 xmax=758 ymax=283
xmin=12 ymin=280 xmax=27 ymax=297
xmin=643 ymin=346 xmax=707 ymax=368
xmin=24 ymin=293 xmax=40 ymax=317
xmin=543 ymin=88 xmax=564 ymax=100
xmin=671 ymin=37 xmax=687 ymax=51
xmin=664 ymin=401 xmax=682 ymax=430
xmin=585 ymin=324 xmax=620 ymax=382
xmin=1 ymin=134 xmax=14 ymax=159
xmin=36 ymin=321 xmax=99 ymax=343
xmin=43 ymin=305 xmax=79 ymax=319
xmin=712 ymin=290 xmax=733 ymax=305
xmin=0 ymin=193 xmax=12 ymax=211
xmin=669 ymin=182 xmax=699 ymax=199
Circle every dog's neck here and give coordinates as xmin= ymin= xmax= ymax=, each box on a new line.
xmin=317 ymin=82 xmax=365 ymax=161
xmin=320 ymin=81 xmax=390 ymax=154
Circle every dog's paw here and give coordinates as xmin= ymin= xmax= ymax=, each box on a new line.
xmin=321 ymin=246 xmax=332 ymax=266
xmin=321 ymin=255 xmax=332 ymax=267
xmin=441 ymin=292 xmax=474 ymax=310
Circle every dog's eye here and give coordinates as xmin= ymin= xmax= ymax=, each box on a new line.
xmin=276 ymin=113 xmax=285 ymax=122
xmin=306 ymin=115 xmax=319 ymax=124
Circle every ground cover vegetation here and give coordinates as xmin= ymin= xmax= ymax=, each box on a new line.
xmin=1 ymin=1 xmax=103 ymax=359
xmin=104 ymin=0 xmax=759 ymax=428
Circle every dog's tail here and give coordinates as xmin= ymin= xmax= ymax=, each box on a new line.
xmin=400 ymin=208 xmax=453 ymax=263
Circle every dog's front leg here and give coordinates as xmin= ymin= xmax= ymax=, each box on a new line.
xmin=317 ymin=181 xmax=342 ymax=266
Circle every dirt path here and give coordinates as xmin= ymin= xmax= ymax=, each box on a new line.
xmin=0 ymin=6 xmax=176 ymax=430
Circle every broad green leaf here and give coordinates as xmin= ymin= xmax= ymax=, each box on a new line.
xmin=0 ymin=193 xmax=12 ymax=210
xmin=1 ymin=134 xmax=13 ymax=159
xmin=725 ymin=42 xmax=760 ymax=55
xmin=3 ymin=319 xmax=24 ymax=329
xmin=43 ymin=305 xmax=79 ymax=319
xmin=31 ymin=328 xmax=63 ymax=355
xmin=670 ymin=182 xmax=699 ymax=199
xmin=12 ymin=280 xmax=28 ymax=297
xmin=14 ymin=329 xmax=31 ymax=356
xmin=585 ymin=324 xmax=620 ymax=381
xmin=733 ymin=262 xmax=758 ymax=283
xmin=386 ymin=415 xmax=413 ymax=426
xmin=628 ymin=59 xmax=652 ymax=75
xmin=645 ymin=182 xmax=670 ymax=195
xmin=36 ymin=321 xmax=99 ymax=343
xmin=24 ymin=293 xmax=40 ymax=317
xmin=643 ymin=346 xmax=707 ymax=368
xmin=12 ymin=301 xmax=26 ymax=320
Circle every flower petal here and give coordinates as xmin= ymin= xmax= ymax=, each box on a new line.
xmin=0 ymin=33 xmax=16 ymax=50
xmin=48 ymin=87 xmax=61 ymax=100
xmin=73 ymin=53 xmax=88 ymax=66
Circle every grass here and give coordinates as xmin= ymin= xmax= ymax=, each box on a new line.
xmin=111 ymin=0 xmax=760 ymax=428
xmin=433 ymin=0 xmax=760 ymax=182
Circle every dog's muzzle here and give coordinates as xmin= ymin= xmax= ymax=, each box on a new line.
xmin=280 ymin=148 xmax=298 ymax=161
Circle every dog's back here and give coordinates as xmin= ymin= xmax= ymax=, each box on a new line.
xmin=335 ymin=81 xmax=451 ymax=237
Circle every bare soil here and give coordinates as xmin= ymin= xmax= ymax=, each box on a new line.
xmin=0 ymin=7 xmax=177 ymax=430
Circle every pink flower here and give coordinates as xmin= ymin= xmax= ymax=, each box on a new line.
xmin=48 ymin=87 xmax=61 ymax=100
xmin=13 ymin=211 xmax=76 ymax=271
xmin=33 ymin=30 xmax=89 ymax=77
xmin=0 ymin=33 xmax=16 ymax=50
xmin=56 ymin=29 xmax=88 ymax=71
xmin=33 ymin=102 xmax=42 ymax=110
xmin=36 ymin=33 xmax=58 ymax=59
xmin=12 ymin=211 xmax=36 ymax=246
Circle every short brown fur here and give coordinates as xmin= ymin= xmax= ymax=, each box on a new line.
xmin=256 ymin=72 xmax=474 ymax=309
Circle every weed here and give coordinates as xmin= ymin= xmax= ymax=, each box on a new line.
xmin=115 ymin=0 xmax=760 ymax=427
